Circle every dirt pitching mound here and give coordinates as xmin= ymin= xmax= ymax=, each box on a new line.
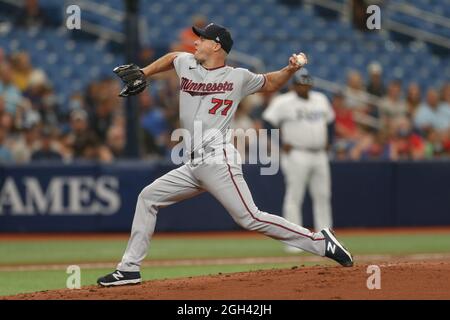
xmin=4 ymin=261 xmax=450 ymax=300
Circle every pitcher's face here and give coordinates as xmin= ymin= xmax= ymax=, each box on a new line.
xmin=194 ymin=36 xmax=220 ymax=63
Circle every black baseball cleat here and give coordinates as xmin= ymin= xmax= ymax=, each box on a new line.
xmin=97 ymin=270 xmax=142 ymax=287
xmin=321 ymin=228 xmax=354 ymax=267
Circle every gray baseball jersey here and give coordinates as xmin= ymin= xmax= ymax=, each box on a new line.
xmin=173 ymin=52 xmax=266 ymax=153
xmin=116 ymin=53 xmax=328 ymax=273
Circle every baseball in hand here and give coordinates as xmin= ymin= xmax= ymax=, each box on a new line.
xmin=295 ymin=53 xmax=308 ymax=67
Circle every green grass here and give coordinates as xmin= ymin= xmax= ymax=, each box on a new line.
xmin=1 ymin=233 xmax=449 ymax=265
xmin=0 ymin=231 xmax=449 ymax=296
xmin=338 ymin=233 xmax=450 ymax=255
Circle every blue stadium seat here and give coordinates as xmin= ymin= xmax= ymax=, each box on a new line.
xmin=0 ymin=0 xmax=447 ymax=102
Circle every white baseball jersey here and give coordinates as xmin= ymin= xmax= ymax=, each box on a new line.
xmin=173 ymin=52 xmax=265 ymax=153
xmin=263 ymin=91 xmax=335 ymax=150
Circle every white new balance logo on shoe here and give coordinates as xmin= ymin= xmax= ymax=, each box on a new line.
xmin=327 ymin=242 xmax=336 ymax=254
xmin=112 ymin=271 xmax=124 ymax=280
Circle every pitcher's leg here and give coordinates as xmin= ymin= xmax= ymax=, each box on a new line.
xmin=117 ymin=165 xmax=203 ymax=271
xmin=310 ymin=155 xmax=333 ymax=231
xmin=202 ymin=151 xmax=325 ymax=256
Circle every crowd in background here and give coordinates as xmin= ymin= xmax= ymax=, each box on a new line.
xmin=333 ymin=63 xmax=450 ymax=160
xmin=1 ymin=14 xmax=450 ymax=164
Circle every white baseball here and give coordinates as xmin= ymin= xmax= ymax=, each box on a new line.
xmin=295 ymin=53 xmax=307 ymax=66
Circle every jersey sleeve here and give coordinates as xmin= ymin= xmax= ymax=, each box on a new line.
xmin=239 ymin=68 xmax=266 ymax=97
xmin=173 ymin=52 xmax=192 ymax=76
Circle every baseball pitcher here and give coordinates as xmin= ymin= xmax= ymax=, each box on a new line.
xmin=263 ymin=69 xmax=335 ymax=254
xmin=98 ymin=23 xmax=352 ymax=286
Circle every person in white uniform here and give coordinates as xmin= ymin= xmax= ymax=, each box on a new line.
xmin=263 ymin=69 xmax=335 ymax=253
xmin=97 ymin=23 xmax=352 ymax=287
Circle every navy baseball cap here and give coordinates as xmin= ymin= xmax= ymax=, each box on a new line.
xmin=293 ymin=68 xmax=313 ymax=86
xmin=192 ymin=23 xmax=234 ymax=54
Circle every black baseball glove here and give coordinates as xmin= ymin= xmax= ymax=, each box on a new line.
xmin=113 ymin=64 xmax=147 ymax=97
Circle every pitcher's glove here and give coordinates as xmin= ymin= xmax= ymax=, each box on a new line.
xmin=113 ymin=64 xmax=147 ymax=97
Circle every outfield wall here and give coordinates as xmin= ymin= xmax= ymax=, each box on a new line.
xmin=0 ymin=161 xmax=449 ymax=232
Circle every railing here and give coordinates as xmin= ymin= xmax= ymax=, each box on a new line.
xmin=384 ymin=19 xmax=450 ymax=50
xmin=385 ymin=1 xmax=450 ymax=50
xmin=74 ymin=0 xmax=124 ymax=23
xmin=303 ymin=0 xmax=450 ymax=50
xmin=303 ymin=0 xmax=346 ymax=14
xmin=68 ymin=0 xmax=126 ymax=44
xmin=313 ymin=77 xmax=382 ymax=129
xmin=389 ymin=2 xmax=450 ymax=30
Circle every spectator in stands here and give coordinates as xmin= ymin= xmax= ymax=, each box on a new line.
xmin=0 ymin=95 xmax=14 ymax=135
xmin=157 ymin=72 xmax=180 ymax=128
xmin=173 ymin=15 xmax=207 ymax=53
xmin=366 ymin=62 xmax=385 ymax=97
xmin=23 ymin=71 xmax=47 ymax=109
xmin=157 ymin=72 xmax=179 ymax=107
xmin=414 ymin=88 xmax=450 ymax=132
xmin=10 ymin=52 xmax=47 ymax=92
xmin=13 ymin=95 xmax=41 ymax=130
xmin=344 ymin=70 xmax=368 ymax=111
xmin=67 ymin=92 xmax=86 ymax=113
xmin=30 ymin=126 xmax=63 ymax=162
xmin=379 ymin=80 xmax=407 ymax=126
xmin=65 ymin=109 xmax=93 ymax=158
xmin=84 ymin=81 xmax=101 ymax=114
xmin=24 ymin=73 xmax=60 ymax=128
xmin=439 ymin=83 xmax=450 ymax=158
xmin=249 ymin=91 xmax=276 ymax=130
xmin=442 ymin=132 xmax=450 ymax=158
xmin=139 ymin=92 xmax=169 ymax=157
xmin=423 ymin=129 xmax=445 ymax=158
xmin=0 ymin=62 xmax=23 ymax=115
xmin=389 ymin=117 xmax=425 ymax=160
xmin=10 ymin=121 xmax=39 ymax=163
xmin=77 ymin=132 xmax=113 ymax=163
xmin=333 ymin=92 xmax=357 ymax=140
xmin=90 ymin=96 xmax=115 ymax=141
xmin=15 ymin=0 xmax=49 ymax=28
xmin=0 ymin=127 xmax=13 ymax=164
xmin=440 ymin=83 xmax=450 ymax=109
xmin=106 ymin=125 xmax=126 ymax=160
xmin=332 ymin=140 xmax=352 ymax=160
xmin=405 ymin=82 xmax=421 ymax=119
xmin=10 ymin=52 xmax=33 ymax=91
xmin=349 ymin=125 xmax=389 ymax=160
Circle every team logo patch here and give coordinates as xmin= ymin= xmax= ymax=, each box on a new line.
xmin=180 ymin=77 xmax=233 ymax=96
